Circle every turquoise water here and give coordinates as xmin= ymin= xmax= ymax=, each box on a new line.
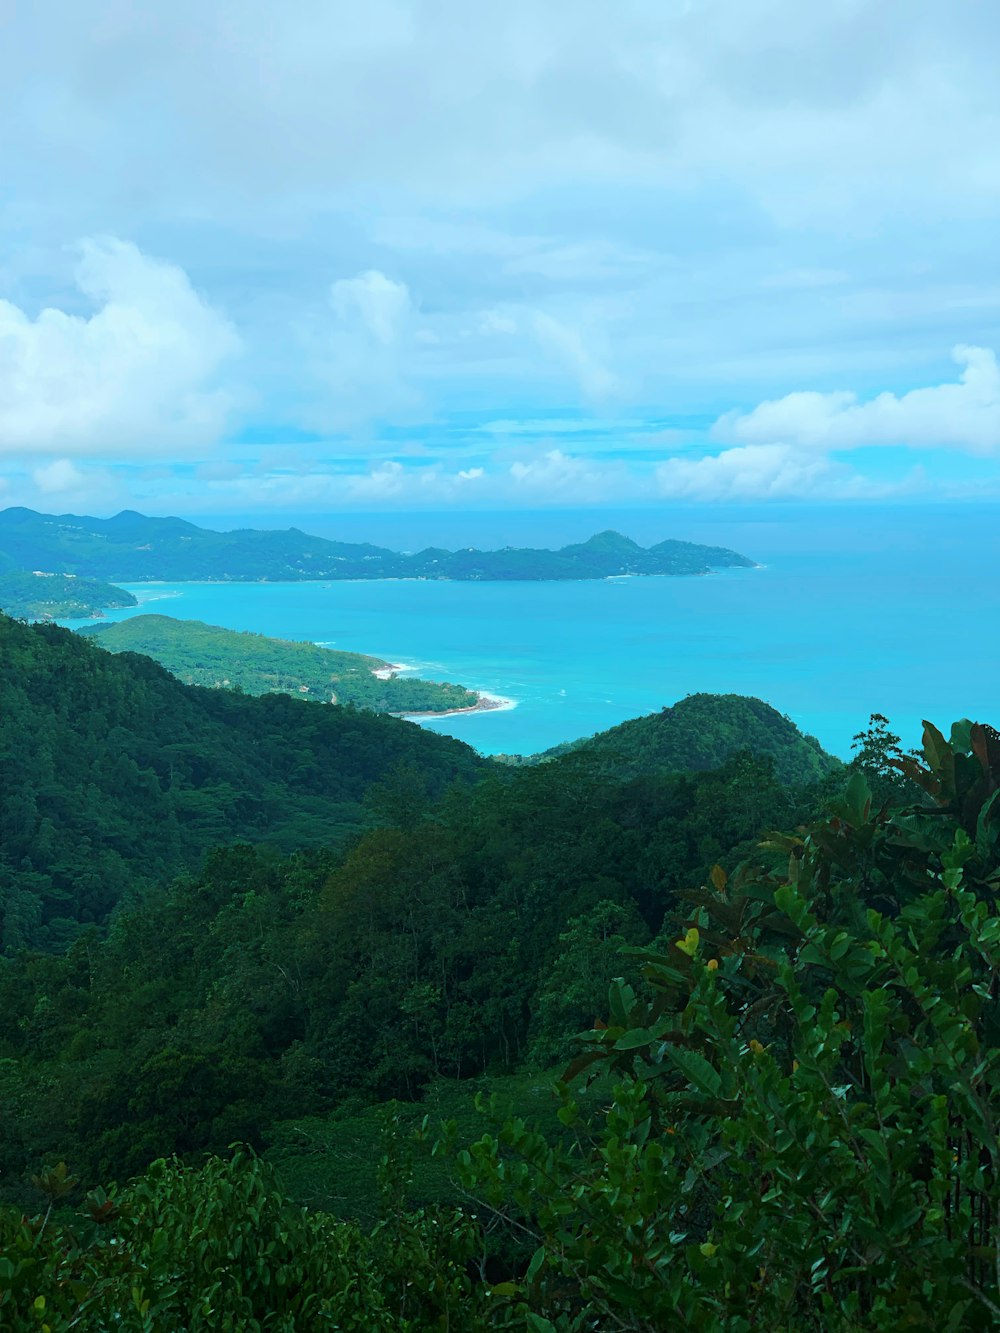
xmin=63 ymin=504 xmax=1000 ymax=759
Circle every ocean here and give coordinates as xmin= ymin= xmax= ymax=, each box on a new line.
xmin=63 ymin=503 xmax=1000 ymax=760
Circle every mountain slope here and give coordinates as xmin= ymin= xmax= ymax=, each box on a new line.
xmin=0 ymin=508 xmax=754 ymax=582
xmin=0 ymin=613 xmax=481 ymax=952
xmin=545 ymin=693 xmax=839 ymax=784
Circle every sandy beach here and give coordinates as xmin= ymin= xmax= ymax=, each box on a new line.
xmin=399 ymin=690 xmax=516 ymax=720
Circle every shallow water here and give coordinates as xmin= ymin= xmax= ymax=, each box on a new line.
xmin=61 ymin=503 xmax=1000 ymax=759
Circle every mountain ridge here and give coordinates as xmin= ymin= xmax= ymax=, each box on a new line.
xmin=0 ymin=507 xmax=756 ymax=584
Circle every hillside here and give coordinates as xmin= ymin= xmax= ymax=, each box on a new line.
xmin=0 ymin=569 xmax=136 ymax=620
xmin=0 ymin=507 xmax=754 ymax=582
xmin=80 ymin=614 xmax=481 ymax=714
xmin=0 ymin=612 xmax=481 ymax=953
xmin=3 ymin=602 xmax=996 ymax=1327
xmin=543 ymin=692 xmax=839 ymax=784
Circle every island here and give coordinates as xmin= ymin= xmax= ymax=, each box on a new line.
xmin=0 ymin=507 xmax=756 ymax=582
xmin=79 ymin=614 xmax=500 ymax=717
xmin=0 ymin=568 xmax=137 ymax=620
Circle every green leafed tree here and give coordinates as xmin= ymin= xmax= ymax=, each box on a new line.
xmin=450 ymin=719 xmax=1000 ymax=1330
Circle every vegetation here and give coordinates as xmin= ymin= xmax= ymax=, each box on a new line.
xmin=0 ymin=506 xmax=754 ymax=581
xmin=533 ymin=692 xmax=839 ymax=785
xmin=0 ymin=612 xmax=480 ymax=953
xmin=448 ymin=720 xmax=1000 ymax=1329
xmin=0 ymin=569 xmax=136 ymax=620
xmin=81 ymin=613 xmax=481 ymax=713
xmin=0 ymin=605 xmax=994 ymax=1327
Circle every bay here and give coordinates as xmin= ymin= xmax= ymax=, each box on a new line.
xmin=62 ymin=502 xmax=1000 ymax=760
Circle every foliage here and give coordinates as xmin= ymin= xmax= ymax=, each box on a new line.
xmin=8 ymin=590 xmax=992 ymax=1327
xmin=81 ymin=613 xmax=480 ymax=713
xmin=0 ymin=753 xmax=802 ymax=1198
xmin=0 ymin=612 xmax=480 ymax=952
xmin=0 ymin=506 xmax=753 ymax=581
xmin=849 ymin=711 xmax=913 ymax=806
xmin=449 ymin=720 xmax=1000 ymax=1329
xmin=0 ymin=569 xmax=135 ymax=620
xmin=527 ymin=901 xmax=647 ymax=1067
xmin=540 ymin=692 xmax=839 ymax=785
xmin=0 ymin=1149 xmax=486 ymax=1331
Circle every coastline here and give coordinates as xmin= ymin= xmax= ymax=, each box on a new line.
xmin=399 ymin=690 xmax=516 ymax=720
xmin=372 ymin=661 xmax=407 ymax=680
xmin=372 ymin=660 xmax=515 ymax=720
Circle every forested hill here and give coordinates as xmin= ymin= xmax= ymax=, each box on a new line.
xmin=80 ymin=614 xmax=481 ymax=714
xmin=541 ymin=692 xmax=839 ymax=784
xmin=0 ymin=506 xmax=754 ymax=581
xmin=3 ymin=595 xmax=996 ymax=1324
xmin=0 ymin=569 xmax=136 ymax=620
xmin=0 ymin=612 xmax=481 ymax=953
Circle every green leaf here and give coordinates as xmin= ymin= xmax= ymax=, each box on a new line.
xmin=526 ymin=1245 xmax=546 ymax=1283
xmin=526 ymin=1316 xmax=558 ymax=1333
xmin=664 ymin=1045 xmax=722 ymax=1098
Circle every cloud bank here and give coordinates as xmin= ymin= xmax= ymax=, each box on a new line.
xmin=2 ymin=5 xmax=1000 ymax=510
xmin=714 ymin=346 xmax=1000 ymax=455
xmin=0 ymin=239 xmax=239 ymax=457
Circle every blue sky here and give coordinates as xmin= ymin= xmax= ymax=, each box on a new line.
xmin=3 ymin=0 xmax=1000 ymax=516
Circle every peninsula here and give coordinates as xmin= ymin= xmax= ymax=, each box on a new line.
xmin=0 ymin=568 xmax=137 ymax=620
xmin=80 ymin=614 xmax=495 ymax=717
xmin=0 ymin=507 xmax=755 ymax=584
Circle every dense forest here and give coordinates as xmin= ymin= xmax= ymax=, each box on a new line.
xmin=81 ymin=614 xmax=481 ymax=713
xmin=0 ymin=613 xmax=479 ymax=953
xmin=0 ymin=614 xmax=996 ymax=1328
xmin=0 ymin=507 xmax=754 ymax=581
xmin=528 ymin=691 xmax=837 ymax=784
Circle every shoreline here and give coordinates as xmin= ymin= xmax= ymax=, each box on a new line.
xmin=398 ymin=690 xmax=516 ymax=720
xmin=372 ymin=660 xmax=515 ymax=720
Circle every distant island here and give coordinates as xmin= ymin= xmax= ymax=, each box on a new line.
xmin=0 ymin=568 xmax=137 ymax=620
xmin=0 ymin=507 xmax=756 ymax=584
xmin=80 ymin=614 xmax=498 ymax=717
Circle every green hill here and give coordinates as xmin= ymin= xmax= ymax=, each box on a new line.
xmin=0 ymin=612 xmax=481 ymax=953
xmin=544 ymin=692 xmax=839 ymax=784
xmin=0 ymin=569 xmax=136 ymax=619
xmin=0 ymin=507 xmax=754 ymax=582
xmin=80 ymin=614 xmax=481 ymax=714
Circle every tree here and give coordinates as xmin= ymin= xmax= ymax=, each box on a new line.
xmin=452 ymin=720 xmax=1000 ymax=1330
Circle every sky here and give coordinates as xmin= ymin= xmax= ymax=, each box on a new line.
xmin=3 ymin=0 xmax=1000 ymax=518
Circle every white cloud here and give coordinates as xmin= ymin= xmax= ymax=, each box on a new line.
xmin=508 ymin=448 xmax=622 ymax=501
xmin=177 ymin=458 xmax=495 ymax=508
xmin=715 ymin=345 xmax=1000 ymax=454
xmin=7 ymin=1 xmax=1000 ymax=227
xmin=656 ymin=444 xmax=858 ymax=501
xmin=479 ymin=417 xmax=625 ymax=436
xmin=310 ymin=271 xmax=420 ymax=427
xmin=32 ymin=458 xmax=87 ymax=494
xmin=4 ymin=3 xmax=1000 ymax=468
xmin=0 ymin=238 xmax=239 ymax=456
xmin=345 ymin=460 xmax=408 ymax=499
xmin=330 ymin=270 xmax=411 ymax=346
